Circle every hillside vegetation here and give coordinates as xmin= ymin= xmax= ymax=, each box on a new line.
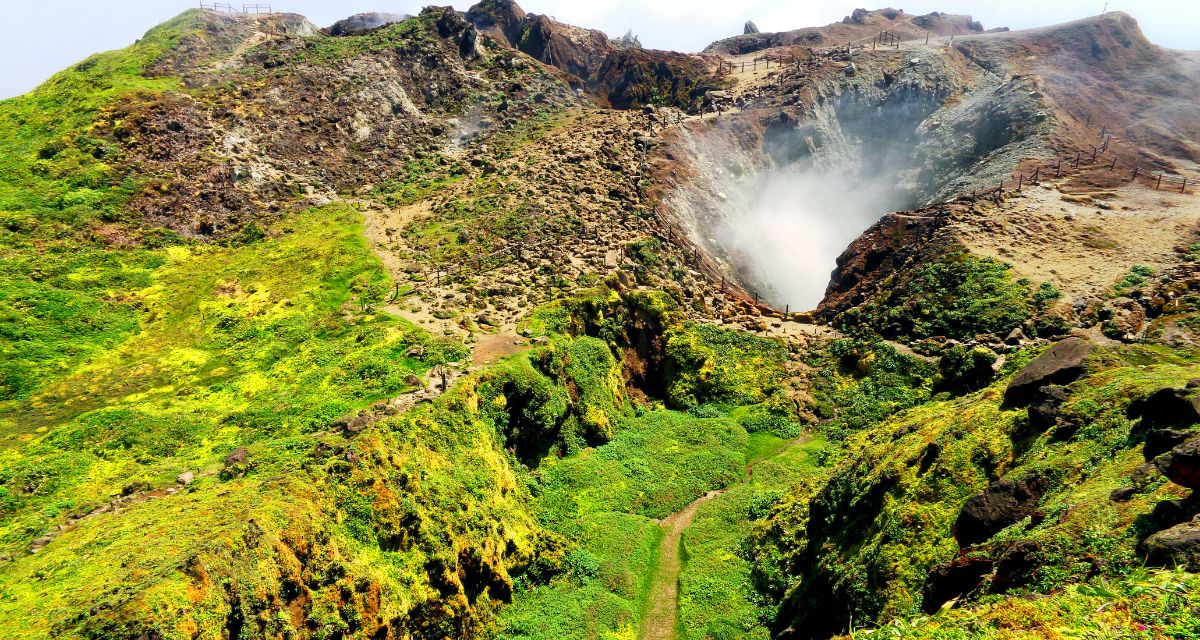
xmin=2 ymin=4 xmax=1199 ymax=640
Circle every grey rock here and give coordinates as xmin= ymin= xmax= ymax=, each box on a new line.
xmin=744 ymin=20 xmax=760 ymax=35
xmin=1003 ymin=337 xmax=1091 ymax=405
xmin=1142 ymin=521 xmax=1200 ymax=570
xmin=176 ymin=471 xmax=195 ymax=485
xmin=224 ymin=447 xmax=248 ymax=469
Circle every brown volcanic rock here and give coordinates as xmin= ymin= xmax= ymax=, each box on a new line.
xmin=592 ymin=48 xmax=725 ymax=110
xmin=816 ymin=209 xmax=955 ymax=322
xmin=704 ymin=8 xmax=995 ymax=56
xmin=955 ymin=12 xmax=1200 ymax=167
xmin=1155 ymin=436 xmax=1200 ymax=489
xmin=954 ymin=475 xmax=1050 ymax=547
xmin=466 ymin=0 xmax=528 ymax=43
xmin=1003 ymin=337 xmax=1093 ymax=405
xmin=1142 ymin=521 xmax=1200 ymax=570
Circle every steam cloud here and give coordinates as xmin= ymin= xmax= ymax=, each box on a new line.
xmin=717 ymin=160 xmax=901 ymax=310
xmin=670 ymin=117 xmax=915 ymax=312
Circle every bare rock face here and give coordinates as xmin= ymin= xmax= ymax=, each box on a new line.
xmin=954 ymin=475 xmax=1049 ymax=546
xmin=466 ymin=0 xmax=528 ymax=42
xmin=744 ymin=20 xmax=760 ymax=34
xmin=1141 ymin=521 xmax=1200 ymax=570
xmin=612 ymin=29 xmax=642 ymax=49
xmin=1003 ymin=337 xmax=1092 ymax=405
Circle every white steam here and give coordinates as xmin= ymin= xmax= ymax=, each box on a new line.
xmin=718 ymin=162 xmax=899 ymax=310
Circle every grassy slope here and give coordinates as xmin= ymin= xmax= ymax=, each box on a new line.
xmin=0 ymin=12 xmax=540 ymax=637
xmin=497 ymin=295 xmax=820 ymax=640
xmin=0 ymin=13 xmax=202 ymax=405
xmin=677 ymin=433 xmax=829 ymax=640
xmin=756 ymin=340 xmax=1200 ymax=637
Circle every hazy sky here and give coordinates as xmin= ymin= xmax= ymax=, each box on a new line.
xmin=2 ymin=1 xmax=1196 ymax=99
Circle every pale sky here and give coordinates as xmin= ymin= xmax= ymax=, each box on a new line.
xmin=1 ymin=1 xmax=1197 ymax=99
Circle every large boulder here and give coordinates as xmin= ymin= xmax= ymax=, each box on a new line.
xmin=1003 ymin=337 xmax=1091 ymax=405
xmin=744 ymin=20 xmax=760 ymax=34
xmin=954 ymin=475 xmax=1049 ymax=546
xmin=1154 ymin=436 xmax=1200 ymax=488
xmin=921 ymin=555 xmax=993 ymax=613
xmin=1141 ymin=521 xmax=1200 ymax=570
xmin=990 ymin=540 xmax=1042 ymax=593
xmin=1128 ymin=385 xmax=1200 ymax=431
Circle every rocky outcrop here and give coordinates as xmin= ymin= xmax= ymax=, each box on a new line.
xmin=1141 ymin=521 xmax=1200 ymax=570
xmin=612 ymin=30 xmax=642 ymax=49
xmin=705 ymin=8 xmax=990 ymax=55
xmin=327 ymin=12 xmax=410 ymax=36
xmin=744 ymin=21 xmax=760 ymax=35
xmin=921 ymin=555 xmax=993 ymax=613
xmin=466 ymin=0 xmax=528 ymax=43
xmin=954 ymin=475 xmax=1049 ymax=546
xmin=818 ymin=211 xmax=955 ymax=321
xmin=1155 ymin=436 xmax=1200 ymax=489
xmin=1003 ymin=337 xmax=1092 ymax=405
xmin=1129 ymin=385 xmax=1200 ymax=430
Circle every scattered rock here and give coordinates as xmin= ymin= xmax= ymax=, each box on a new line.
xmin=1100 ymin=298 xmax=1147 ymax=341
xmin=1003 ymin=337 xmax=1091 ymax=405
xmin=1128 ymin=386 xmax=1200 ymax=431
xmin=1028 ymin=385 xmax=1070 ymax=430
xmin=224 ymin=447 xmax=248 ymax=469
xmin=1005 ymin=327 xmax=1027 ymax=345
xmin=1109 ymin=486 xmax=1136 ymax=502
xmin=954 ymin=475 xmax=1049 ymax=546
xmin=176 ymin=471 xmax=195 ymax=485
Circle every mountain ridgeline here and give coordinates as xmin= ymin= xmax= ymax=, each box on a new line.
xmin=1 ymin=3 xmax=1199 ymax=640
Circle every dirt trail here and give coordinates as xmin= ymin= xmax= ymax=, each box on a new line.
xmin=642 ymin=435 xmax=813 ymax=640
xmin=641 ymin=488 xmax=726 ymax=640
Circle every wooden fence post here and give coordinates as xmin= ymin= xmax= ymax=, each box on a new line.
xmin=1111 ymin=155 xmax=1118 ymax=170
xmin=1183 ymin=178 xmax=1188 ymax=193
xmin=1132 ymin=167 xmax=1139 ymax=181
xmin=1017 ymin=174 xmax=1023 ymax=190
xmin=1156 ymin=174 xmax=1163 ymax=190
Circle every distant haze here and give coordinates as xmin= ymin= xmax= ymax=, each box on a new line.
xmin=2 ymin=1 xmax=1197 ymax=99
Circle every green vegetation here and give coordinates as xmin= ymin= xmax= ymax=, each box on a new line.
xmin=677 ymin=434 xmax=829 ymax=640
xmin=840 ymin=568 xmax=1200 ymax=639
xmin=839 ymin=255 xmax=1036 ymax=341
xmin=753 ymin=340 xmax=1200 ymax=636
xmin=3 ymin=6 xmax=1198 ymax=640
